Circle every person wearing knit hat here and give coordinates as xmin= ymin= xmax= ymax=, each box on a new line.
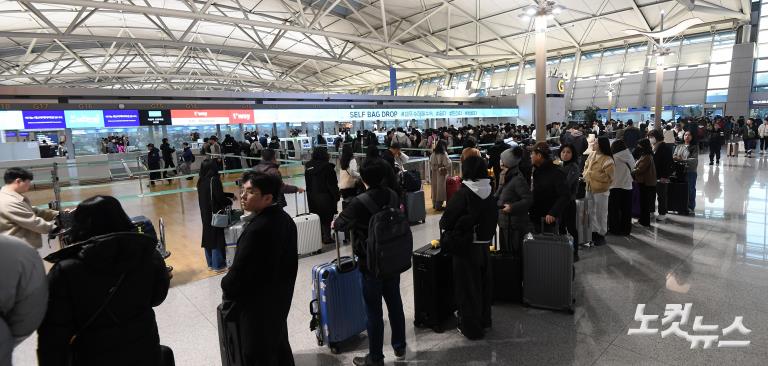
xmin=495 ymin=146 xmax=533 ymax=253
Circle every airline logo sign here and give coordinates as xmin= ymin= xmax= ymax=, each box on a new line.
xmin=171 ymin=109 xmax=254 ymax=125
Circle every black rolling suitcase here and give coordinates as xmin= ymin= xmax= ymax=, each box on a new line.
xmin=490 ymin=231 xmax=523 ymax=303
xmin=217 ymin=301 xmax=245 ymax=366
xmin=412 ymin=242 xmax=454 ymax=332
xmin=667 ymin=182 xmax=689 ymax=215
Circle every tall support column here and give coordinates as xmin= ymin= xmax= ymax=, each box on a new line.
xmin=535 ymin=24 xmax=547 ymax=142
xmin=654 ymin=62 xmax=664 ymax=128
xmin=607 ymin=92 xmax=613 ymax=123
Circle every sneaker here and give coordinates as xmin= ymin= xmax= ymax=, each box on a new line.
xmin=353 ymin=355 xmax=384 ymax=366
xmin=394 ymin=347 xmax=406 ymax=360
xmin=655 ymin=214 xmax=667 ymax=222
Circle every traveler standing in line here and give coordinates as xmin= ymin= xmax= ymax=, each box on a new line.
xmin=673 ymin=131 xmax=699 ymax=212
xmin=180 ymin=142 xmax=195 ymax=180
xmin=607 ymin=139 xmax=634 ymax=236
xmin=146 ymin=143 xmax=162 ymax=186
xmin=429 ymin=140 xmax=451 ymax=211
xmin=759 ymin=118 xmax=768 ymax=155
xmin=0 ymin=234 xmax=48 ymax=365
xmin=160 ymin=138 xmax=176 ymax=184
xmin=583 ymin=137 xmax=615 ymax=246
xmin=253 ymin=148 xmax=304 ymax=208
xmin=496 ymin=147 xmax=533 ymax=254
xmin=334 ymin=160 xmax=407 ymax=366
xmin=221 ymin=172 xmax=298 ymax=366
xmin=37 ymin=196 xmax=171 ymax=366
xmin=0 ymin=167 xmax=59 ymax=249
xmin=708 ymin=121 xmax=725 ymax=165
xmin=440 ymin=156 xmax=498 ymax=340
xmin=304 ymin=147 xmax=340 ymax=244
xmin=622 ymin=120 xmax=642 ymax=152
xmin=197 ymin=159 xmax=233 ymax=273
xmin=633 ymin=139 xmax=657 ymax=228
xmin=209 ymin=136 xmax=223 ymax=169
xmin=338 ymin=143 xmax=361 ymax=201
xmin=648 ymin=129 xmax=674 ymax=222
xmin=743 ymin=118 xmax=758 ymax=158
xmin=558 ymin=144 xmax=581 ymax=261
xmin=528 ymin=142 xmax=570 ymax=231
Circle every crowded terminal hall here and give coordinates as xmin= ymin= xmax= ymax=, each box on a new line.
xmin=1 ymin=1 xmax=767 ymax=365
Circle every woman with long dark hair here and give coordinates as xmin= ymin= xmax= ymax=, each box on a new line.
xmin=197 ymin=159 xmax=233 ymax=272
xmin=633 ymin=139 xmax=657 ymax=227
xmin=429 ymin=140 xmax=451 ymax=210
xmin=583 ymin=136 xmax=614 ymax=246
xmin=305 ymin=147 xmax=340 ymax=244
xmin=338 ymin=143 xmax=361 ymax=200
xmin=558 ymin=144 xmax=581 ymax=260
xmin=37 ymin=195 xmax=171 ymax=366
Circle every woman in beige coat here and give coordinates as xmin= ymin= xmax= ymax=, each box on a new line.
xmin=429 ymin=140 xmax=451 ymax=210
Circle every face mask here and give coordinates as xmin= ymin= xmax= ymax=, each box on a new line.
xmin=648 ymin=137 xmax=656 ymax=145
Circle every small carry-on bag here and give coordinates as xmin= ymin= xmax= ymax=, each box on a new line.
xmin=404 ymin=190 xmax=427 ymax=224
xmin=490 ymin=229 xmax=523 ymax=303
xmin=575 ymin=199 xmax=590 ymax=245
xmin=412 ymin=241 xmax=454 ymax=332
xmin=446 ymin=176 xmax=461 ymax=202
xmin=523 ymin=220 xmax=575 ymax=314
xmin=309 ymin=234 xmax=367 ymax=354
xmin=224 ymin=220 xmax=246 ymax=267
xmin=399 ymin=169 xmax=422 ymax=192
xmin=292 ymin=192 xmax=323 ymax=256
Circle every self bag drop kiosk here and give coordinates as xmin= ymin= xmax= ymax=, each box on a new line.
xmin=280 ymin=137 xmax=312 ymax=160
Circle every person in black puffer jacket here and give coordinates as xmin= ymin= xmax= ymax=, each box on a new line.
xmin=37 ymin=195 xmax=171 ymax=366
xmin=440 ymin=156 xmax=498 ymax=340
xmin=304 ymin=147 xmax=340 ymax=244
xmin=529 ymin=142 xmax=570 ymax=231
xmin=558 ymin=144 xmax=581 ymax=261
xmin=495 ymin=146 xmax=532 ymax=253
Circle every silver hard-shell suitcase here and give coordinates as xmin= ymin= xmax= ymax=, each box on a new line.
xmin=522 ymin=221 xmax=574 ymax=314
xmin=575 ymin=198 xmax=590 ymax=245
xmin=293 ymin=192 xmax=323 ymax=256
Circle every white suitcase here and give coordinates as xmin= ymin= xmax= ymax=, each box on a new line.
xmin=224 ymin=221 xmax=246 ymax=267
xmin=293 ymin=193 xmax=323 ymax=256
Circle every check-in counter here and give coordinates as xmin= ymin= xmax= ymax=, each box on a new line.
xmin=75 ymin=154 xmax=111 ymax=182
xmin=0 ymin=157 xmax=69 ymax=186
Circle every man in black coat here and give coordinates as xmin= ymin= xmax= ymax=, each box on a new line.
xmin=159 ymin=138 xmax=176 ymax=183
xmin=528 ymin=143 xmax=570 ymax=230
xmin=623 ymin=120 xmax=642 ymax=151
xmin=221 ymin=171 xmax=298 ymax=366
xmin=146 ymin=143 xmax=161 ymax=186
xmin=648 ymin=129 xmax=673 ymax=222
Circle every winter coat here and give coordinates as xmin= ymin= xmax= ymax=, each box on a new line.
xmin=623 ymin=126 xmax=642 ymax=150
xmin=611 ymin=149 xmax=635 ymax=190
xmin=495 ymin=167 xmax=532 ymax=229
xmin=159 ymin=143 xmax=175 ymax=162
xmin=37 ymin=232 xmax=170 ymax=366
xmin=197 ymin=174 xmax=232 ymax=250
xmin=338 ymin=158 xmax=360 ymax=190
xmin=146 ymin=147 xmax=161 ymax=169
xmin=673 ymin=144 xmax=699 ymax=172
xmin=440 ymin=179 xmax=499 ymax=245
xmin=633 ymin=155 xmax=657 ymax=186
xmin=560 ymin=159 xmax=581 ymax=201
xmin=429 ymin=152 xmax=451 ymax=202
xmin=0 ymin=234 xmax=47 ymax=365
xmin=304 ymin=160 xmax=339 ymax=220
xmin=653 ymin=142 xmax=674 ymax=179
xmin=253 ymin=162 xmax=300 ymax=207
xmin=220 ymin=204 xmax=297 ymax=365
xmin=182 ymin=147 xmax=195 ymax=163
xmin=529 ymin=160 xmax=570 ymax=222
xmin=0 ymin=186 xmax=58 ymax=249
xmin=583 ymin=152 xmax=615 ymax=193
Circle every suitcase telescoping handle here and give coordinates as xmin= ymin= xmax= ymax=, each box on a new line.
xmin=293 ymin=191 xmax=310 ymax=217
xmin=540 ymin=218 xmax=560 ymax=235
xmin=333 ymin=229 xmax=356 ymax=272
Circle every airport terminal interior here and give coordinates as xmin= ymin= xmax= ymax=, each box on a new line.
xmin=2 ymin=0 xmax=768 ymax=365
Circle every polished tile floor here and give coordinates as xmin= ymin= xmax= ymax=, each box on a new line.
xmin=13 ymin=154 xmax=768 ymax=365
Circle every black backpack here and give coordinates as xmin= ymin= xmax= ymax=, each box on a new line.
xmin=357 ymin=189 xmax=413 ymax=279
xmin=399 ymin=170 xmax=422 ymax=192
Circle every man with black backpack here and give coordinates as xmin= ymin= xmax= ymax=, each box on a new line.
xmin=333 ymin=158 xmax=412 ymax=366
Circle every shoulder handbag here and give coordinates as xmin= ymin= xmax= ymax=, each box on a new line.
xmin=66 ymin=272 xmax=127 ymax=366
xmin=210 ymin=178 xmax=233 ymax=228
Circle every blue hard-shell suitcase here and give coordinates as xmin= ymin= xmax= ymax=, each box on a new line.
xmin=309 ymin=235 xmax=367 ymax=354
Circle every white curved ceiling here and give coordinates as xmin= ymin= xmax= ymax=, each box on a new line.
xmin=0 ymin=0 xmax=751 ymax=93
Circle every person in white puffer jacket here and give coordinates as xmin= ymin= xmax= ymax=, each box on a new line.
xmin=758 ymin=118 xmax=768 ymax=155
xmin=608 ymin=139 xmax=636 ymax=236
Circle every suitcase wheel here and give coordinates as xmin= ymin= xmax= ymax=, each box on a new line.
xmin=330 ymin=344 xmax=340 ymax=354
xmin=431 ymin=325 xmax=444 ymax=334
xmin=413 ymin=320 xmax=425 ymax=328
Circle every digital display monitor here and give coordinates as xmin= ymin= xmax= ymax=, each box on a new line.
xmin=0 ymin=111 xmax=24 ymax=130
xmin=103 ymin=110 xmax=140 ymax=127
xmin=64 ymin=110 xmax=104 ymax=129
xmin=22 ymin=110 xmax=66 ymax=130
xmin=139 ymin=110 xmax=171 ymax=126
